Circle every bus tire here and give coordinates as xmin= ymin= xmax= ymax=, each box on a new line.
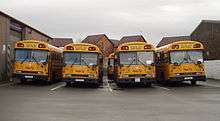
xmin=191 ymin=81 xmax=197 ymax=86
xmin=145 ymin=82 xmax=152 ymax=87
xmin=20 ymin=79 xmax=27 ymax=84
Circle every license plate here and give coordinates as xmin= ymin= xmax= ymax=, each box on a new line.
xmin=184 ymin=77 xmax=193 ymax=80
xmin=25 ymin=76 xmax=33 ymax=79
xmin=75 ymin=79 xmax=84 ymax=82
xmin=135 ymin=78 xmax=141 ymax=82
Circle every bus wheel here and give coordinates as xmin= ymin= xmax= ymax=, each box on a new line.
xmin=191 ymin=81 xmax=197 ymax=86
xmin=145 ymin=83 xmax=152 ymax=87
xmin=66 ymin=82 xmax=72 ymax=87
xmin=20 ymin=79 xmax=27 ymax=84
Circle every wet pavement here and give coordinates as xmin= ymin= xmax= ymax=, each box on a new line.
xmin=0 ymin=78 xmax=220 ymax=121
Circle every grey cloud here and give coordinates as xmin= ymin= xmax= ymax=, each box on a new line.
xmin=1 ymin=0 xmax=220 ymax=45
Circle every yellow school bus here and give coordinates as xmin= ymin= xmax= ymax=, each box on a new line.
xmin=114 ymin=42 xmax=156 ymax=86
xmin=13 ymin=40 xmax=63 ymax=84
xmin=107 ymin=53 xmax=115 ymax=80
xmin=156 ymin=40 xmax=206 ymax=85
xmin=62 ymin=43 xmax=103 ymax=86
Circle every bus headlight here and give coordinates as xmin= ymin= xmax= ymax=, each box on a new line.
xmin=64 ymin=74 xmax=72 ymax=77
xmin=88 ymin=74 xmax=96 ymax=78
xmin=16 ymin=70 xmax=22 ymax=73
xmin=38 ymin=72 xmax=43 ymax=74
xmin=122 ymin=75 xmax=129 ymax=78
xmin=175 ymin=73 xmax=180 ymax=76
xmin=146 ymin=74 xmax=153 ymax=77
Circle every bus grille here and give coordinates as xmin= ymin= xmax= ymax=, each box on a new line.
xmin=129 ymin=74 xmax=146 ymax=77
xmin=180 ymin=72 xmax=197 ymax=75
xmin=71 ymin=74 xmax=89 ymax=77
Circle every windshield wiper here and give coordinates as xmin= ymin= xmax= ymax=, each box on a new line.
xmin=127 ymin=58 xmax=136 ymax=68
xmin=81 ymin=58 xmax=92 ymax=69
xmin=21 ymin=55 xmax=29 ymax=64
xmin=32 ymin=56 xmax=45 ymax=67
xmin=137 ymin=58 xmax=148 ymax=67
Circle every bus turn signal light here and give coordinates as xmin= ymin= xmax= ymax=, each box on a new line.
xmin=144 ymin=45 xmax=151 ymax=49
xmin=172 ymin=45 xmax=179 ymax=49
xmin=121 ymin=46 xmax=129 ymax=50
xmin=17 ymin=43 xmax=24 ymax=47
xmin=38 ymin=44 xmax=46 ymax=48
xmin=193 ymin=44 xmax=201 ymax=48
xmin=67 ymin=46 xmax=74 ymax=50
xmin=88 ymin=47 xmax=96 ymax=51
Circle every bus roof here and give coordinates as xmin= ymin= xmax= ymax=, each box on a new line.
xmin=63 ymin=43 xmax=102 ymax=53
xmin=156 ymin=40 xmax=204 ymax=52
xmin=116 ymin=42 xmax=154 ymax=52
xmin=15 ymin=40 xmax=62 ymax=53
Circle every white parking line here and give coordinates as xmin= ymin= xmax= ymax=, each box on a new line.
xmin=202 ymin=83 xmax=220 ymax=88
xmin=0 ymin=82 xmax=13 ymax=87
xmin=153 ymin=85 xmax=171 ymax=91
xmin=50 ymin=82 xmax=66 ymax=91
xmin=106 ymin=80 xmax=113 ymax=93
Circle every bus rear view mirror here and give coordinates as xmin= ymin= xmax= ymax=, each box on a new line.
xmin=174 ymin=62 xmax=179 ymax=66
xmin=197 ymin=61 xmax=202 ymax=65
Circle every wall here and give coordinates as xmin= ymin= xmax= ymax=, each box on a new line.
xmin=205 ymin=60 xmax=220 ymax=79
xmin=24 ymin=27 xmax=52 ymax=43
xmin=0 ymin=14 xmax=10 ymax=81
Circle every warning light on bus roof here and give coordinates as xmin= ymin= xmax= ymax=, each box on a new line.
xmin=172 ymin=45 xmax=179 ymax=49
xmin=121 ymin=46 xmax=129 ymax=50
xmin=17 ymin=43 xmax=24 ymax=47
xmin=144 ymin=45 xmax=151 ymax=49
xmin=193 ymin=44 xmax=201 ymax=48
xmin=38 ymin=44 xmax=46 ymax=48
xmin=88 ymin=47 xmax=96 ymax=51
xmin=67 ymin=46 xmax=74 ymax=50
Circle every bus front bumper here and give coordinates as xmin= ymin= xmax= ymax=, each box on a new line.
xmin=169 ymin=75 xmax=206 ymax=82
xmin=116 ymin=77 xmax=155 ymax=84
xmin=12 ymin=73 xmax=48 ymax=80
xmin=63 ymin=78 xmax=100 ymax=84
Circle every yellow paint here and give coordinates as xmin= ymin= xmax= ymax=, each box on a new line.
xmin=14 ymin=62 xmax=48 ymax=75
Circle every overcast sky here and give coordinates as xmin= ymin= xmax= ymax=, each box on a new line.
xmin=1 ymin=0 xmax=220 ymax=45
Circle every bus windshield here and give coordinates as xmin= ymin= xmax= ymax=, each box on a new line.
xmin=15 ymin=49 xmax=48 ymax=62
xmin=170 ymin=50 xmax=203 ymax=64
xmin=64 ymin=52 xmax=98 ymax=66
xmin=119 ymin=51 xmax=154 ymax=65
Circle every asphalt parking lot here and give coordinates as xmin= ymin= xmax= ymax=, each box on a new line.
xmin=0 ymin=78 xmax=220 ymax=121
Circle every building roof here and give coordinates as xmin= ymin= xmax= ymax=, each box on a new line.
xmin=119 ymin=35 xmax=146 ymax=45
xmin=157 ymin=36 xmax=191 ymax=47
xmin=52 ymin=38 xmax=73 ymax=47
xmin=109 ymin=39 xmax=119 ymax=48
xmin=190 ymin=20 xmax=220 ymax=60
xmin=0 ymin=11 xmax=52 ymax=39
xmin=82 ymin=34 xmax=107 ymax=44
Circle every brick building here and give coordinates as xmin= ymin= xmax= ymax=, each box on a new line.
xmin=0 ymin=11 xmax=53 ymax=81
xmin=109 ymin=39 xmax=119 ymax=51
xmin=156 ymin=36 xmax=191 ymax=47
xmin=191 ymin=20 xmax=220 ymax=79
xmin=51 ymin=38 xmax=73 ymax=47
xmin=82 ymin=34 xmax=114 ymax=58
xmin=119 ymin=35 xmax=146 ymax=45
xmin=191 ymin=20 xmax=220 ymax=60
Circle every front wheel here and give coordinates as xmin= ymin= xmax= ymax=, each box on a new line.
xmin=191 ymin=81 xmax=197 ymax=86
xmin=145 ymin=82 xmax=152 ymax=87
xmin=20 ymin=78 xmax=27 ymax=84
